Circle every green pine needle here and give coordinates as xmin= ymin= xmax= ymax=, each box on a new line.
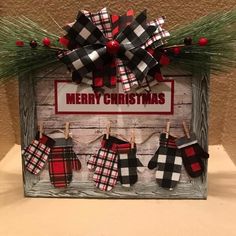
xmin=0 ymin=16 xmax=62 ymax=78
xmin=167 ymin=9 xmax=236 ymax=74
xmin=0 ymin=10 xmax=236 ymax=79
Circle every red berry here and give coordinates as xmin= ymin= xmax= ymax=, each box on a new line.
xmin=172 ymin=47 xmax=181 ymax=55
xmin=198 ymin=37 xmax=208 ymax=46
xmin=159 ymin=55 xmax=170 ymax=66
xmin=106 ymin=40 xmax=120 ymax=54
xmin=59 ymin=37 xmax=69 ymax=47
xmin=42 ymin=37 xmax=51 ymax=47
xmin=16 ymin=40 xmax=24 ymax=47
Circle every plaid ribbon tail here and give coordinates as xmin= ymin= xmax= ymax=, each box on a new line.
xmin=117 ymin=59 xmax=139 ymax=92
xmin=60 ymin=45 xmax=106 ymax=78
xmin=93 ymin=59 xmax=117 ymax=88
xmin=111 ymin=9 xmax=134 ymax=38
xmin=124 ymin=47 xmax=158 ymax=82
xmin=116 ymin=10 xmax=156 ymax=49
xmin=82 ymin=8 xmax=113 ymax=41
xmin=143 ymin=17 xmax=170 ymax=49
xmin=66 ymin=11 xmax=107 ymax=46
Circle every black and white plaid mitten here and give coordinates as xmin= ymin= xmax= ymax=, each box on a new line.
xmin=148 ymin=133 xmax=182 ymax=190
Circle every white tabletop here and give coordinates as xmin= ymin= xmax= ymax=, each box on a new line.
xmin=0 ymin=145 xmax=236 ymax=236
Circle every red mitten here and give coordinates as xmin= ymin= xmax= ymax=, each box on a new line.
xmin=48 ymin=138 xmax=81 ymax=188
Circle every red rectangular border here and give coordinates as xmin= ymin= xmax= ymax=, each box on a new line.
xmin=54 ymin=80 xmax=174 ymax=115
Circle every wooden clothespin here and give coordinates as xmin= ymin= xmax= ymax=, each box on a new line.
xmin=182 ymin=121 xmax=190 ymax=139
xmin=106 ymin=121 xmax=111 ymax=140
xmin=166 ymin=121 xmax=170 ymax=134
xmin=165 ymin=121 xmax=170 ymax=138
xmin=64 ymin=122 xmax=70 ymax=140
xmin=38 ymin=122 xmax=44 ymax=139
xmin=130 ymin=129 xmax=135 ymax=149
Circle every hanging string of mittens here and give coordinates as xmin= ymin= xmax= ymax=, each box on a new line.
xmin=0 ymin=8 xmax=236 ymax=91
xmin=22 ymin=122 xmax=209 ymax=191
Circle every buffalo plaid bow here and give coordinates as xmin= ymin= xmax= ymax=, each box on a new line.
xmin=60 ymin=9 xmax=169 ymax=92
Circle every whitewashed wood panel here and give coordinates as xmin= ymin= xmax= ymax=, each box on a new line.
xmin=20 ymin=66 xmax=209 ymax=199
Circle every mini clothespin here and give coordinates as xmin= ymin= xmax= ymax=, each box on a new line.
xmin=106 ymin=121 xmax=111 ymax=140
xmin=130 ymin=129 xmax=135 ymax=149
xmin=182 ymin=121 xmax=190 ymax=139
xmin=38 ymin=122 xmax=44 ymax=139
xmin=165 ymin=120 xmax=170 ymax=138
xmin=64 ymin=122 xmax=70 ymax=140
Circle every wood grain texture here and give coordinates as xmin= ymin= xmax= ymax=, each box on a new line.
xmin=20 ymin=66 xmax=209 ymax=199
xmin=19 ymin=73 xmax=39 ymax=194
xmin=191 ymin=70 xmax=210 ymax=191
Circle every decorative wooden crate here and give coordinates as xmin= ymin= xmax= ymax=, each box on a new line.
xmin=20 ymin=65 xmax=209 ymax=199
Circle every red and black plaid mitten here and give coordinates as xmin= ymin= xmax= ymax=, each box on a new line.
xmin=22 ymin=132 xmax=55 ymax=175
xmin=176 ymin=134 xmax=209 ymax=178
xmin=48 ymin=138 xmax=81 ymax=188
xmin=148 ymin=133 xmax=182 ymax=190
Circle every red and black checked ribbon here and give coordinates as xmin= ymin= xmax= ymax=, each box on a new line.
xmin=176 ymin=134 xmax=209 ymax=178
xmin=83 ymin=8 xmax=117 ymax=89
xmin=60 ymin=10 xmax=158 ymax=91
xmin=111 ymin=9 xmax=134 ymax=38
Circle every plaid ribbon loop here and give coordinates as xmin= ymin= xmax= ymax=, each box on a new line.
xmin=60 ymin=9 xmax=170 ymax=91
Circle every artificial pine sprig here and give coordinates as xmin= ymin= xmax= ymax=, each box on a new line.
xmin=0 ymin=16 xmax=63 ymax=78
xmin=0 ymin=10 xmax=236 ymax=79
xmin=165 ymin=9 xmax=236 ymax=74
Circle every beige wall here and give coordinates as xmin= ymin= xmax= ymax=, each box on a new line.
xmin=0 ymin=0 xmax=235 ymax=161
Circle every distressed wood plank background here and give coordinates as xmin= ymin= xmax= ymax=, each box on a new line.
xmin=20 ymin=66 xmax=208 ymax=199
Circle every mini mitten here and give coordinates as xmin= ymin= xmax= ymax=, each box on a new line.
xmin=22 ymin=132 xmax=55 ymax=175
xmin=88 ymin=135 xmax=144 ymax=191
xmin=117 ymin=145 xmax=144 ymax=187
xmin=92 ymin=147 xmax=118 ymax=191
xmin=176 ymin=134 xmax=209 ymax=178
xmin=48 ymin=138 xmax=81 ymax=188
xmin=148 ymin=133 xmax=182 ymax=190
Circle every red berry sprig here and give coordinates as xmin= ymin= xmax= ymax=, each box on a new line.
xmin=42 ymin=37 xmax=51 ymax=47
xmin=198 ymin=37 xmax=208 ymax=46
xmin=16 ymin=40 xmax=24 ymax=47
